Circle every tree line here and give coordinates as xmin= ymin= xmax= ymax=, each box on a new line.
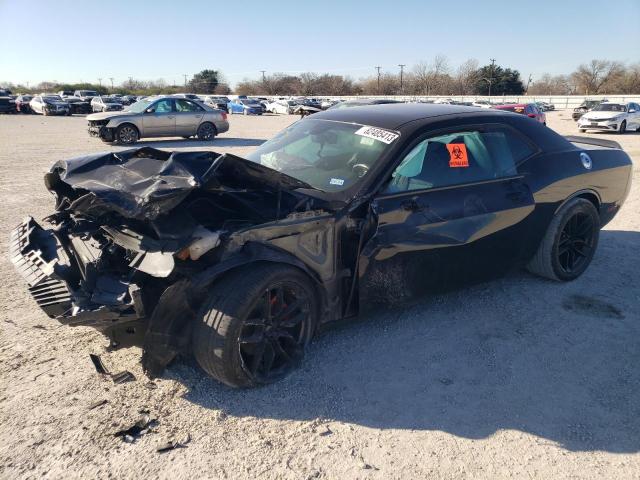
xmin=4 ymin=59 xmax=639 ymax=97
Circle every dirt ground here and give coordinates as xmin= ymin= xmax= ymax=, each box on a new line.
xmin=0 ymin=110 xmax=639 ymax=480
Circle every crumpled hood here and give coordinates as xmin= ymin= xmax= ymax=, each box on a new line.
xmin=87 ymin=111 xmax=132 ymax=121
xmin=44 ymin=147 xmax=317 ymax=221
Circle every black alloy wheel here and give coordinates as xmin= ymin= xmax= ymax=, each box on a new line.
xmin=556 ymin=211 xmax=596 ymax=276
xmin=237 ymin=282 xmax=311 ymax=384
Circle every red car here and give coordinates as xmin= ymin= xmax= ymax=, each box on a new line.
xmin=494 ymin=103 xmax=546 ymax=125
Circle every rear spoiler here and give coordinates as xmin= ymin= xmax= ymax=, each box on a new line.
xmin=565 ymin=135 xmax=621 ymax=150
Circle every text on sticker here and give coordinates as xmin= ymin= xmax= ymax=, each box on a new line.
xmin=446 ymin=143 xmax=469 ymax=168
xmin=354 ymin=126 xmax=399 ymax=144
xmin=329 ymin=178 xmax=345 ymax=186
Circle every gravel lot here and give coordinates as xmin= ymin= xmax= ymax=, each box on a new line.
xmin=1 ymin=111 xmax=639 ymax=480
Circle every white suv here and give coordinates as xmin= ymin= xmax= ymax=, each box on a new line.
xmin=578 ymin=101 xmax=640 ymax=133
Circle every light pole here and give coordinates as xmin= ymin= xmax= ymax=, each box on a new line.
xmin=260 ymin=70 xmax=266 ymax=82
xmin=482 ymin=77 xmax=493 ymax=97
xmin=375 ymin=66 xmax=381 ymax=94
xmin=398 ymin=64 xmax=406 ymax=94
xmin=488 ymin=58 xmax=496 ymax=97
xmin=109 ymin=77 xmax=114 ymax=90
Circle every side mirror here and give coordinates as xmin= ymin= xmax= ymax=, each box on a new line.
xmin=145 ymin=108 xmax=154 ymax=114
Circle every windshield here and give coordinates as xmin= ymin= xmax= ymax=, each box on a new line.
xmin=80 ymin=91 xmax=98 ymax=96
xmin=44 ymin=96 xmax=64 ymax=102
xmin=593 ymin=103 xmax=626 ymax=112
xmin=245 ymin=119 xmax=393 ymax=192
xmin=241 ymin=99 xmax=260 ymax=105
xmin=126 ymin=99 xmax=154 ymax=113
xmin=103 ymin=97 xmax=121 ymax=103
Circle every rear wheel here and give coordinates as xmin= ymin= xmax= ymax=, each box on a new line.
xmin=192 ymin=264 xmax=318 ymax=388
xmin=196 ymin=122 xmax=216 ymax=141
xmin=527 ymin=198 xmax=599 ymax=281
xmin=115 ymin=123 xmax=139 ymax=144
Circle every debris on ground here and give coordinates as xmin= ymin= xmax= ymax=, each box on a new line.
xmin=111 ymin=371 xmax=136 ymax=384
xmin=89 ymin=354 xmax=109 ymax=375
xmin=157 ymin=434 xmax=191 ymax=453
xmin=88 ymin=399 xmax=108 ymax=410
xmin=114 ymin=414 xmax=159 ymax=442
xmin=89 ymin=354 xmax=136 ymax=383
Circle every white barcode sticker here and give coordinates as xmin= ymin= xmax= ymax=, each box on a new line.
xmin=354 ymin=126 xmax=399 ymax=144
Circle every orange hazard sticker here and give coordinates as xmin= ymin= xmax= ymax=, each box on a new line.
xmin=446 ymin=143 xmax=469 ymax=168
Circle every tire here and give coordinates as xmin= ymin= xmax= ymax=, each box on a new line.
xmin=192 ymin=263 xmax=319 ymax=388
xmin=579 ymin=129 xmax=586 ymax=133
xmin=243 ymin=108 xmax=248 ymax=115
xmin=527 ymin=198 xmax=600 ymax=281
xmin=182 ymin=136 xmax=191 ymax=139
xmin=619 ymin=120 xmax=626 ymax=134
xmin=115 ymin=123 xmax=139 ymax=144
xmin=196 ymin=122 xmax=216 ymax=141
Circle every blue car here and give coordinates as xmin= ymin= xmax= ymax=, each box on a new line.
xmin=227 ymin=98 xmax=263 ymax=115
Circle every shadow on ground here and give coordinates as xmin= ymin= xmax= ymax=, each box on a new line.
xmin=173 ymin=230 xmax=640 ymax=453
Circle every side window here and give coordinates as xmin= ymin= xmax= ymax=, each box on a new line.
xmin=385 ymin=127 xmax=533 ymax=193
xmin=153 ymin=99 xmax=173 ymax=113
xmin=176 ymin=99 xmax=203 ymax=112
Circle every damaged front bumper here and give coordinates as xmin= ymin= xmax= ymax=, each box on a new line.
xmin=9 ymin=217 xmax=145 ymax=328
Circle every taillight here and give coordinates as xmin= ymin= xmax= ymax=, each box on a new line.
xmin=221 ymin=112 xmax=227 ymax=121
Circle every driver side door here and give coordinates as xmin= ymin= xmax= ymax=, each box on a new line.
xmin=359 ymin=124 xmax=537 ymax=303
xmin=142 ymin=99 xmax=176 ymax=137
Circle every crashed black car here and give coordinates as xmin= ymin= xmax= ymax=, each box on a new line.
xmin=10 ymin=104 xmax=632 ymax=387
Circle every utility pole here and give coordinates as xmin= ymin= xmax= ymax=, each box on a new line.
xmin=398 ymin=64 xmax=406 ymax=94
xmin=488 ymin=58 xmax=496 ymax=97
xmin=375 ymin=66 xmax=381 ymax=94
xmin=525 ymin=74 xmax=533 ymax=94
xmin=183 ymin=74 xmax=188 ymax=89
xmin=98 ymin=78 xmax=102 ymax=87
xmin=260 ymin=70 xmax=266 ymax=82
xmin=109 ymin=77 xmax=114 ymax=90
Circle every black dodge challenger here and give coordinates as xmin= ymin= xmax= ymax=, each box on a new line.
xmin=10 ymin=104 xmax=633 ymax=387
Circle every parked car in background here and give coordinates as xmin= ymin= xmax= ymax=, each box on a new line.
xmin=494 ymin=103 xmax=546 ymax=125
xmin=65 ymin=96 xmax=92 ymax=114
xmin=203 ymin=96 xmax=230 ymax=113
xmin=228 ymin=98 xmax=263 ymax=115
xmin=173 ymin=93 xmax=201 ymax=100
xmin=267 ymin=99 xmax=297 ymax=114
xmin=577 ymin=101 xmax=640 ymax=133
xmin=536 ymin=101 xmax=555 ymax=111
xmin=30 ymin=95 xmax=70 ymax=115
xmin=0 ymin=89 xmax=16 ymax=113
xmin=74 ymin=90 xmax=99 ymax=102
xmin=572 ymin=99 xmax=603 ymax=121
xmin=327 ymin=98 xmax=404 ymax=110
xmin=120 ymin=95 xmax=138 ymax=106
xmin=15 ymin=94 xmax=33 ymax=113
xmin=472 ymin=100 xmax=493 ymax=108
xmin=57 ymin=90 xmax=75 ymax=99
xmin=87 ymin=96 xmax=229 ymax=144
xmin=91 ymin=96 xmax=123 ymax=112
xmin=321 ymin=99 xmax=340 ymax=109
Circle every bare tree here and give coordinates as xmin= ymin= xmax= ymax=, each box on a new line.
xmin=571 ymin=59 xmax=626 ymax=94
xmin=452 ymin=58 xmax=479 ymax=95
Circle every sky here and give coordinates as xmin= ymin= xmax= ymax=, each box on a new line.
xmin=1 ymin=0 xmax=639 ymax=88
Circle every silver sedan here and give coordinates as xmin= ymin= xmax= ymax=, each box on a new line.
xmin=87 ymin=96 xmax=229 ymax=144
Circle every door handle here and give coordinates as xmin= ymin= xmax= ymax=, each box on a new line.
xmin=167 ymin=115 xmax=175 ymax=119
xmin=194 ymin=115 xmax=202 ymax=118
xmin=401 ymin=198 xmax=424 ymax=212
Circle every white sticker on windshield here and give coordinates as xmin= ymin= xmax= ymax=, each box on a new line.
xmin=329 ymin=178 xmax=345 ymax=186
xmin=354 ymin=126 xmax=399 ymax=144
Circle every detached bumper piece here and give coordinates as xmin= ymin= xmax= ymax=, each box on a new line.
xmin=10 ymin=217 xmax=72 ymax=317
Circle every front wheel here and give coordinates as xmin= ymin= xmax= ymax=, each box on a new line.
xmin=192 ymin=264 xmax=318 ymax=388
xmin=115 ymin=123 xmax=139 ymax=144
xmin=527 ymin=198 xmax=600 ymax=281
xmin=579 ymin=129 xmax=586 ymax=133
xmin=619 ymin=120 xmax=626 ymax=134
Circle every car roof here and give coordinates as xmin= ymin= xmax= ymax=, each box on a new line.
xmin=311 ymin=103 xmax=499 ymax=130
